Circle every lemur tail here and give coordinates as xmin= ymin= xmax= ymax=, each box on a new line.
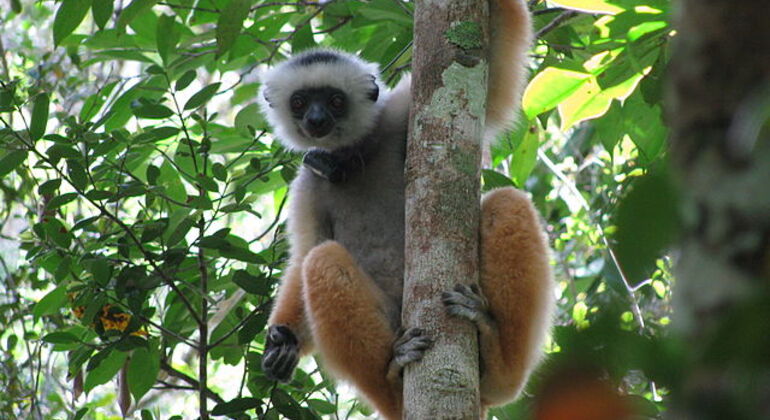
xmin=484 ymin=0 xmax=533 ymax=142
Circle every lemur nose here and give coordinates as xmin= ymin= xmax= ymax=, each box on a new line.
xmin=308 ymin=116 xmax=326 ymax=128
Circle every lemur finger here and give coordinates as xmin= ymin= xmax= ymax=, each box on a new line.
xmin=393 ymin=328 xmax=433 ymax=368
xmin=273 ymin=347 xmax=299 ymax=381
xmin=443 ymin=283 xmax=489 ymax=324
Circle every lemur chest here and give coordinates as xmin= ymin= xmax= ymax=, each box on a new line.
xmin=318 ymin=150 xmax=406 ymax=305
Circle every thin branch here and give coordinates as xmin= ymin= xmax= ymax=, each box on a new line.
xmin=160 ymin=360 xmax=225 ymax=404
xmin=207 ymin=301 xmax=270 ymax=350
xmin=536 ymin=10 xmax=579 ymax=39
xmin=537 ymin=149 xmax=646 ymax=330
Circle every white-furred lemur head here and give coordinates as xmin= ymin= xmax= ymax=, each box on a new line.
xmin=259 ymin=49 xmax=386 ymax=151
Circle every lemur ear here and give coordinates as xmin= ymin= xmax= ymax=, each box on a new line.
xmin=262 ymin=89 xmax=275 ymax=108
xmin=366 ymin=75 xmax=379 ymax=102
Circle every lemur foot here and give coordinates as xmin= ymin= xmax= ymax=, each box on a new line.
xmin=442 ymin=284 xmax=492 ymax=326
xmin=387 ymin=327 xmax=432 ymax=383
xmin=392 ymin=327 xmax=433 ymax=368
xmin=262 ymin=325 xmax=300 ymax=383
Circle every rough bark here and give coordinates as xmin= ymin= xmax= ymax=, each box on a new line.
xmin=403 ymin=0 xmax=489 ymax=418
xmin=668 ymin=1 xmax=770 ymax=418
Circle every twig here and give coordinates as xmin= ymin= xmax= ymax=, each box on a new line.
xmin=160 ymin=360 xmax=225 ymax=404
xmin=535 ymin=10 xmax=579 ymax=39
xmin=537 ymin=149 xmax=646 ymax=330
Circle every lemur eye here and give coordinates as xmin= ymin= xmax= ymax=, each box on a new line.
xmin=329 ymin=94 xmax=345 ymax=111
xmin=290 ymin=95 xmax=306 ymax=111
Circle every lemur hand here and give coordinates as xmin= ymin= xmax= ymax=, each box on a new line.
xmin=262 ymin=325 xmax=300 ymax=382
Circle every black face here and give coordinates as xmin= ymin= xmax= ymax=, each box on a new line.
xmin=289 ymin=87 xmax=348 ymax=138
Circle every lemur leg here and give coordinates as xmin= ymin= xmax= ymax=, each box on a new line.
xmin=443 ymin=187 xmax=553 ymax=407
xmin=302 ymin=241 xmax=429 ymax=420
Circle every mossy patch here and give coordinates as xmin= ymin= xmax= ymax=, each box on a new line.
xmin=445 ymin=21 xmax=483 ymax=50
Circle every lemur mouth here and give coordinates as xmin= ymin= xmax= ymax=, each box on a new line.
xmin=307 ymin=127 xmax=333 ymax=138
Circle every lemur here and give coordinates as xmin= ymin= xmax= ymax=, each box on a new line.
xmin=257 ymin=1 xmax=554 ymax=418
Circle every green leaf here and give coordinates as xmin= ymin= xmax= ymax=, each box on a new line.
xmin=53 ymin=0 xmax=93 ymax=46
xmin=84 ymin=349 xmax=128 ymax=393
xmin=117 ymin=0 xmax=160 ymax=33
xmin=307 ymin=399 xmax=336 ymax=414
xmin=522 ymin=68 xmax=591 ymax=119
xmin=131 ymin=103 xmax=174 ymax=119
xmin=212 ymin=162 xmax=227 ymax=181
xmin=127 ymin=338 xmax=159 ymax=402
xmin=216 ymin=0 xmax=250 ymax=57
xmin=11 ymin=0 xmax=21 ymax=13
xmin=46 ymin=192 xmax=79 ymax=209
xmin=30 ymin=93 xmax=50 ymax=141
xmin=0 ymin=150 xmax=28 ymax=177
xmin=85 ymin=258 xmax=113 ymax=286
xmin=558 ymin=73 xmax=643 ymax=131
xmin=146 ymin=164 xmax=161 ymax=185
xmin=67 ymin=160 xmax=89 ymax=191
xmin=211 ymin=397 xmax=260 ymax=416
xmin=548 ymin=0 xmax=624 ymax=14
xmin=272 ymin=389 xmax=304 ymax=420
xmin=510 ymin=125 xmax=540 ymax=187
xmin=184 ymin=83 xmax=221 ymax=110
xmin=167 ymin=217 xmax=195 ymax=247
xmin=237 ymin=312 xmax=267 ymax=344
xmin=156 ymin=14 xmax=180 ymax=64
xmin=72 ymin=407 xmax=89 ymax=420
xmin=33 ymin=285 xmax=68 ymax=321
xmin=80 ymin=81 xmax=117 ymax=122
xmin=291 ymin=24 xmax=316 ymax=52
xmin=614 ymin=169 xmax=679 ymax=286
xmin=42 ymin=332 xmax=80 ymax=344
xmin=92 ymin=0 xmax=114 ymax=29
xmin=234 ymin=103 xmax=264 ymax=137
xmin=622 ymin=93 xmax=667 ymax=163
xmin=232 ymin=270 xmax=270 ymax=295
xmin=196 ymin=174 xmax=219 ymax=192
xmin=481 ymin=169 xmax=514 ymax=191
xmin=175 ymin=70 xmax=197 ymax=91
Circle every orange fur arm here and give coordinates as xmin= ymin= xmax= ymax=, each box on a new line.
xmin=267 ymin=172 xmax=328 ymax=353
xmin=478 ymin=188 xmax=554 ymax=407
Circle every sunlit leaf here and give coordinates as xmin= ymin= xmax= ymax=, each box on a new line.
xmin=522 ymin=68 xmax=591 ymax=119
xmin=549 ymin=0 xmax=624 ymax=15
xmin=510 ymin=124 xmax=540 ymax=187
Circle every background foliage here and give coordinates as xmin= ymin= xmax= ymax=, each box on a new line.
xmin=0 ymin=0 xmax=678 ymax=418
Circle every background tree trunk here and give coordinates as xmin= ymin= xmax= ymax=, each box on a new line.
xmin=668 ymin=1 xmax=770 ymax=418
xmin=402 ymin=0 xmax=489 ymax=418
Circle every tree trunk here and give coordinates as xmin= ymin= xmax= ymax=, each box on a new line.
xmin=668 ymin=1 xmax=770 ymax=418
xmin=403 ymin=0 xmax=489 ymax=418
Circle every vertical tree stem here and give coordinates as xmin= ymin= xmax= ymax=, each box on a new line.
xmin=198 ymin=217 xmax=209 ymax=420
xmin=403 ymin=0 xmax=489 ymax=418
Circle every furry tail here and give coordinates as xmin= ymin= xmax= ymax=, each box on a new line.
xmin=484 ymin=0 xmax=533 ymax=142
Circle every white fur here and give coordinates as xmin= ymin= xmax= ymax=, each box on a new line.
xmin=258 ymin=49 xmax=388 ymax=151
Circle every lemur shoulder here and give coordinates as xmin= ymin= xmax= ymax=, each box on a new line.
xmin=258 ymin=1 xmax=554 ymax=418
